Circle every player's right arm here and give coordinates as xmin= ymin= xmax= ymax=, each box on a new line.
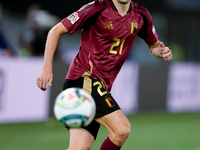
xmin=37 ymin=22 xmax=68 ymax=91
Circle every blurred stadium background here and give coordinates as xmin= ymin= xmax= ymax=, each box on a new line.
xmin=0 ymin=0 xmax=200 ymax=150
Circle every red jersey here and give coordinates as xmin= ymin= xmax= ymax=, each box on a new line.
xmin=61 ymin=0 xmax=158 ymax=91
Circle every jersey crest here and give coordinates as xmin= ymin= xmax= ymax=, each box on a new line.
xmin=130 ymin=22 xmax=137 ymax=34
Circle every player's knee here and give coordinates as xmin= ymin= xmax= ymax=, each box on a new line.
xmin=119 ymin=121 xmax=131 ymax=138
xmin=113 ymin=121 xmax=131 ymax=144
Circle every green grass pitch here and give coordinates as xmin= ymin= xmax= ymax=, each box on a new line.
xmin=0 ymin=112 xmax=200 ymax=150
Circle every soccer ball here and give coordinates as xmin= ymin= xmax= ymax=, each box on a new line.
xmin=54 ymin=87 xmax=96 ymax=128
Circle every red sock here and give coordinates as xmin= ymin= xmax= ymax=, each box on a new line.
xmin=100 ymin=136 xmax=121 ymax=150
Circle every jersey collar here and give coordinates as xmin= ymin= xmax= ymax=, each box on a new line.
xmin=108 ymin=0 xmax=132 ymax=13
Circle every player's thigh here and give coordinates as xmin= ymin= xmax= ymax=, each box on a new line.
xmin=63 ymin=77 xmax=101 ymax=140
xmin=95 ymin=109 xmax=131 ymax=136
xmin=90 ymin=77 xmax=130 ymax=132
xmin=69 ymin=128 xmax=94 ymax=150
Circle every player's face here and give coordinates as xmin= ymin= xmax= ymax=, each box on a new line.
xmin=116 ymin=0 xmax=131 ymax=4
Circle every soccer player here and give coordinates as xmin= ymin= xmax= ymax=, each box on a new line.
xmin=37 ymin=0 xmax=172 ymax=149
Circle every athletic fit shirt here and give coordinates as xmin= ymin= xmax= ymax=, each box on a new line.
xmin=61 ymin=0 xmax=158 ymax=91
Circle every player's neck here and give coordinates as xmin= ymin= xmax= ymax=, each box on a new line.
xmin=112 ymin=0 xmax=131 ymax=16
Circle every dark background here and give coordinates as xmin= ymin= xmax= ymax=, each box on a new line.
xmin=1 ymin=0 xmax=165 ymax=19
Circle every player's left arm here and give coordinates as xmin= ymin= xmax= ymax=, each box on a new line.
xmin=148 ymin=40 xmax=172 ymax=61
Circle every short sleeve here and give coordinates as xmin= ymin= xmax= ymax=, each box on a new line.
xmin=137 ymin=8 xmax=158 ymax=45
xmin=61 ymin=1 xmax=106 ymax=35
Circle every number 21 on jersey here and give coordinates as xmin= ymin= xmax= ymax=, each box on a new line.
xmin=109 ymin=38 xmax=126 ymax=55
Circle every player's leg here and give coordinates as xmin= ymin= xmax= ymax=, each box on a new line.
xmin=68 ymin=128 xmax=94 ymax=150
xmin=63 ymin=77 xmax=101 ymax=150
xmin=96 ymin=109 xmax=131 ymax=149
xmin=68 ymin=119 xmax=100 ymax=150
xmin=63 ymin=76 xmax=131 ymax=149
xmin=66 ymin=112 xmax=130 ymax=150
xmin=66 ymin=119 xmax=100 ymax=150
xmin=91 ymin=77 xmax=131 ymax=149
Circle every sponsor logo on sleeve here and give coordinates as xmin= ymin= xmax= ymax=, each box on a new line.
xmin=67 ymin=12 xmax=79 ymax=24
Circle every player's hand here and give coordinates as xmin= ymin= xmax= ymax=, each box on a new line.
xmin=36 ymin=69 xmax=53 ymax=91
xmin=159 ymin=42 xmax=172 ymax=61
